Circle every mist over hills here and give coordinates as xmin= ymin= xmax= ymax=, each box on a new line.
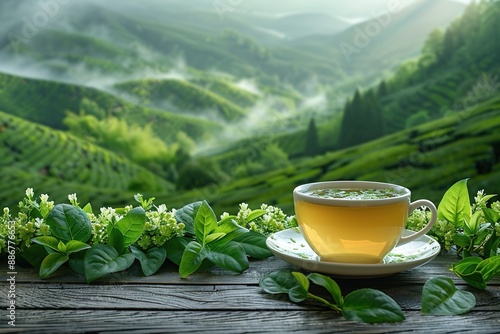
xmin=1 ymin=0 xmax=496 ymax=216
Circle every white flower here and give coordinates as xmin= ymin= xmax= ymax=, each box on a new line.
xmin=68 ymin=193 xmax=78 ymax=206
xmin=157 ymin=204 xmax=167 ymax=214
xmin=40 ymin=194 xmax=49 ymax=203
xmin=26 ymin=188 xmax=34 ymax=199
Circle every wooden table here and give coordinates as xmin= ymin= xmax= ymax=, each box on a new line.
xmin=1 ymin=251 xmax=500 ymax=333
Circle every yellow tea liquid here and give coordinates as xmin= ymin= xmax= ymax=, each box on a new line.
xmin=295 ymin=200 xmax=409 ymax=263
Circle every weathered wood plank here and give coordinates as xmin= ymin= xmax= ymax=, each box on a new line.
xmin=1 ymin=282 xmax=498 ymax=311
xmin=5 ymin=310 xmax=500 ymax=334
xmin=1 ymin=253 xmax=492 ymax=286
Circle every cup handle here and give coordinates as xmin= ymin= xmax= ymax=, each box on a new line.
xmin=397 ymin=199 xmax=437 ymax=246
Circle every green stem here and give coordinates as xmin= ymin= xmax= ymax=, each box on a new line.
xmin=307 ymin=293 xmax=343 ymax=313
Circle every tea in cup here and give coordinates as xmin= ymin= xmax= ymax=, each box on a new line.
xmin=293 ymin=181 xmax=437 ymax=264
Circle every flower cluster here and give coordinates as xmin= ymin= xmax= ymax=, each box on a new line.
xmin=137 ymin=204 xmax=184 ymax=250
xmin=87 ymin=206 xmax=126 ymax=245
xmin=0 ymin=189 xmax=186 ymax=255
xmin=233 ymin=203 xmax=297 ymax=236
xmin=0 ymin=188 xmax=52 ymax=254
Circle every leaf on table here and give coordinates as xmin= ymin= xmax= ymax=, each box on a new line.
xmin=115 ymin=207 xmax=146 ymax=247
xmin=476 ymin=255 xmax=500 ymax=282
xmin=307 ymin=273 xmax=344 ymax=307
xmin=130 ymin=245 xmax=167 ymax=276
xmin=108 ymin=227 xmax=126 ymax=255
xmin=84 ymin=244 xmax=135 ymax=283
xmin=175 ymin=201 xmax=203 ymax=236
xmin=164 ymin=236 xmax=190 ymax=266
xmin=179 ymin=241 xmax=208 ymax=278
xmin=259 ymin=270 xmax=300 ymax=294
xmin=21 ymin=244 xmax=47 ymax=268
xmin=46 ymin=204 xmax=92 ymax=242
xmin=233 ymin=231 xmax=272 ymax=259
xmin=421 ymin=276 xmax=476 ymax=315
xmin=343 ymin=288 xmax=405 ymax=323
xmin=39 ymin=253 xmax=69 ymax=279
xmin=207 ymin=241 xmax=249 ymax=273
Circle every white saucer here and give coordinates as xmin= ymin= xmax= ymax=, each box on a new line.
xmin=266 ymin=228 xmax=441 ymax=278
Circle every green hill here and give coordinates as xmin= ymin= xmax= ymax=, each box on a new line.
xmin=114 ymin=78 xmax=248 ymax=121
xmin=0 ymin=111 xmax=173 ymax=210
xmin=154 ymin=94 xmax=500 ymax=215
xmin=0 ymin=71 xmax=219 ymax=142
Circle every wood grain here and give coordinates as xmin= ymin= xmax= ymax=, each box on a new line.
xmin=6 ymin=310 xmax=500 ymax=333
xmin=1 ymin=252 xmax=499 ymax=333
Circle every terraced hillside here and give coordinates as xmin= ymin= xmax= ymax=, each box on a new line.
xmin=0 ymin=111 xmax=172 ymax=210
xmin=114 ymin=78 xmax=249 ymax=121
xmin=383 ymin=55 xmax=499 ymax=133
xmin=154 ymin=95 xmax=500 ymax=215
xmin=0 ymin=72 xmax=219 ymax=142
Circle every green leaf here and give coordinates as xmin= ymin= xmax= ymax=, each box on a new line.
xmin=175 ymin=201 xmax=203 ymax=236
xmin=457 ymin=271 xmax=486 ymax=290
xmin=39 ymin=253 xmax=69 ymax=279
xmin=57 ymin=241 xmax=66 ymax=253
xmin=46 ymin=204 xmax=92 ymax=242
xmin=259 ymin=270 xmax=301 ymax=294
xmin=82 ymin=203 xmax=93 ymax=214
xmin=484 ymin=232 xmax=500 ymax=258
xmin=421 ymin=276 xmax=476 ymax=315
xmin=483 ymin=208 xmax=500 ymax=223
xmin=108 ymin=227 xmax=125 ymax=255
xmin=476 ymin=255 xmax=500 ymax=282
xmin=205 ymin=232 xmax=226 ymax=244
xmin=213 ymin=218 xmax=245 ymax=235
xmin=452 ymin=234 xmax=471 ymax=248
xmin=233 ymin=231 xmax=273 ymax=259
xmin=307 ymin=273 xmax=344 ymax=307
xmin=84 ymin=244 xmax=135 ymax=283
xmin=343 ymin=289 xmax=405 ymax=323
xmin=179 ymin=241 xmax=208 ymax=278
xmin=211 ymin=220 xmax=248 ymax=248
xmin=217 ymin=215 xmax=237 ymax=226
xmin=68 ymin=251 xmax=87 ymax=275
xmin=288 ymin=272 xmax=309 ymax=303
xmin=466 ymin=210 xmax=482 ymax=235
xmin=65 ymin=240 xmax=91 ymax=254
xmin=207 ymin=241 xmax=249 ymax=273
xmin=246 ymin=209 xmax=266 ymax=222
xmin=194 ymin=201 xmax=218 ymax=245
xmin=291 ymin=272 xmax=310 ymax=291
xmin=130 ymin=245 xmax=167 ymax=276
xmin=452 ymin=257 xmax=482 ymax=275
xmin=452 ymin=257 xmax=486 ymax=290
xmin=164 ymin=237 xmax=190 ymax=266
xmin=437 ymin=179 xmax=471 ymax=227
xmin=21 ymin=244 xmax=47 ymax=268
xmin=115 ymin=207 xmax=146 ymax=247
xmin=32 ymin=236 xmax=60 ymax=252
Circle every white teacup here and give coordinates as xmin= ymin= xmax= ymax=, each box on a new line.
xmin=293 ymin=180 xmax=437 ymax=264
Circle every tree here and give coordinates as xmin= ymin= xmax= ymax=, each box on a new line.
xmin=339 ymin=89 xmax=385 ymax=149
xmin=304 ymin=117 xmax=320 ymax=156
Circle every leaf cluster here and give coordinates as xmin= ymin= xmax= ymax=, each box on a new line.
xmin=170 ymin=201 xmax=271 ymax=278
xmin=1 ymin=190 xmax=278 ymax=282
xmin=260 ymin=271 xmax=475 ymax=323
